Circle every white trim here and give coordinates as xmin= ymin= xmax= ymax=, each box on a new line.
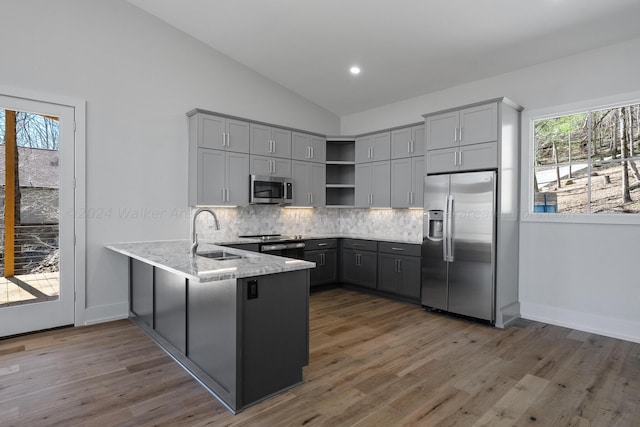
xmin=0 ymin=85 xmax=86 ymax=330
xmin=521 ymin=301 xmax=640 ymax=344
xmin=521 ymin=90 xmax=640 ymax=225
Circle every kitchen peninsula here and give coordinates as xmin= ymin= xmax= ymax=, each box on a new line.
xmin=106 ymin=240 xmax=315 ymax=413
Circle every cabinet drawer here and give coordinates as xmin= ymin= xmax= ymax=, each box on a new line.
xmin=341 ymin=239 xmax=377 ymax=251
xmin=378 ymin=241 xmax=421 ymax=257
xmin=304 ymin=239 xmax=337 ymax=251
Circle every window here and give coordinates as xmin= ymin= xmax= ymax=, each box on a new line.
xmin=532 ymin=101 xmax=640 ymax=215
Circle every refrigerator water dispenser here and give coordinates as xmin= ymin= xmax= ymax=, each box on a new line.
xmin=426 ymin=210 xmax=444 ymax=240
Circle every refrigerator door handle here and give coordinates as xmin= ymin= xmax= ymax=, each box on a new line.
xmin=444 ymin=194 xmax=455 ymax=262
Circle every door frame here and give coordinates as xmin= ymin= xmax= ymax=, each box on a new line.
xmin=0 ymin=84 xmax=86 ymax=328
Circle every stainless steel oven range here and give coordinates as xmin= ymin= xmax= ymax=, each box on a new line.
xmin=239 ymin=234 xmax=305 ymax=259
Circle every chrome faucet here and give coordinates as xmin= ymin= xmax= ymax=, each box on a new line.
xmin=190 ymin=207 xmax=220 ymax=258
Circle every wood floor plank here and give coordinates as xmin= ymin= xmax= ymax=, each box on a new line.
xmin=1 ymin=288 xmax=639 ymax=426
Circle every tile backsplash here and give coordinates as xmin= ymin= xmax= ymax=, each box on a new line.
xmin=194 ymin=206 xmax=423 ymax=243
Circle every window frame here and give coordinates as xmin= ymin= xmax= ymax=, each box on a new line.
xmin=522 ymin=90 xmax=640 ymax=225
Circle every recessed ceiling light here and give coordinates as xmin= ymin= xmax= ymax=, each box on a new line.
xmin=350 ymin=66 xmax=361 ymax=75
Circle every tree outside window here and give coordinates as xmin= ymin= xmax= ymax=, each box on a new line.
xmin=533 ymin=102 xmax=640 ymax=214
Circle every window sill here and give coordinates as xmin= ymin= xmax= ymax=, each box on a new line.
xmin=521 ymin=212 xmax=640 ymax=225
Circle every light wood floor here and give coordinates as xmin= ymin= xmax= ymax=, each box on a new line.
xmin=1 ymin=288 xmax=638 ymax=426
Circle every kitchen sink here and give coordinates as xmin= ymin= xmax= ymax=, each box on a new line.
xmin=197 ymin=250 xmax=244 ymax=261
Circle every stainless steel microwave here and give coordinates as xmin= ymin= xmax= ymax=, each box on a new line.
xmin=250 ymin=175 xmax=293 ymax=205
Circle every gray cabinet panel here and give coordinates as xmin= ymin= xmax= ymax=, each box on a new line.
xmin=291 ymin=160 xmax=325 ymax=207
xmin=391 ymin=157 xmax=412 ymax=208
xmin=391 ymin=156 xmax=424 ymax=208
xmin=341 ymin=247 xmax=377 ymax=289
xmin=292 ymin=132 xmax=325 ymax=163
xmin=154 ymin=269 xmax=187 ymax=354
xmin=250 ymin=155 xmax=292 ymax=178
xmin=459 ymin=142 xmax=498 ymax=171
xmin=130 ymin=258 xmax=153 ymax=327
xmin=371 ymin=161 xmax=391 ymax=207
xmin=378 ymin=253 xmax=421 ymax=299
xmin=198 ymin=148 xmax=226 ymax=205
xmin=305 ymin=249 xmax=337 ymax=286
xmin=426 ymin=111 xmax=458 ymax=151
xmin=356 ymin=132 xmax=391 ymax=163
xmin=355 ymin=161 xmax=390 ymax=207
xmin=241 ymin=271 xmax=308 ymax=406
xmin=310 ymin=162 xmax=326 ymax=206
xmin=459 ymin=103 xmax=497 ymax=146
xmin=250 ymin=124 xmax=291 ymax=159
xmin=197 ymin=149 xmax=248 ymax=206
xmin=188 ymin=278 xmax=239 ymax=405
xmin=226 ymin=118 xmax=250 ymax=153
xmin=226 ymin=151 xmax=250 ymax=205
xmin=391 ymin=125 xmax=423 ymax=159
xmin=199 ymin=114 xmax=226 ymax=150
xmin=355 ymin=135 xmax=372 ymax=163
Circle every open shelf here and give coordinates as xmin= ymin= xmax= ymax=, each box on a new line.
xmin=325 ymin=140 xmax=355 ymax=207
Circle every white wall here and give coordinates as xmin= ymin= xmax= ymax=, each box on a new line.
xmin=0 ymin=0 xmax=339 ymax=324
xmin=341 ymin=37 xmax=640 ymax=343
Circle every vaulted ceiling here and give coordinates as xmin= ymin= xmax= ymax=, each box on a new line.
xmin=128 ymin=0 xmax=640 ymax=116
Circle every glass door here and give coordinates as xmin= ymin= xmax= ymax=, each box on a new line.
xmin=0 ymin=95 xmax=75 ymax=336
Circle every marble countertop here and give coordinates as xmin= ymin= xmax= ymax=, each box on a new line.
xmin=106 ymin=240 xmax=315 ymax=283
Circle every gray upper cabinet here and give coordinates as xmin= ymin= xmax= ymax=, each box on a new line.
xmin=188 ymin=111 xmax=250 ymax=206
xmin=250 ymin=155 xmax=292 ymax=178
xmin=197 ymin=149 xmax=249 ymax=206
xmin=391 ymin=156 xmax=424 ymax=208
xmin=292 ymin=160 xmax=325 ymax=207
xmin=250 ymin=123 xmax=292 ymax=159
xmin=292 ymin=132 xmax=326 ymax=163
xmin=391 ymin=125 xmax=425 ymax=159
xmin=195 ymin=113 xmax=250 ymax=153
xmin=355 ymin=161 xmax=390 ymax=207
xmin=355 ymin=132 xmax=391 ymax=163
xmin=426 ymin=103 xmax=498 ymax=150
xmin=424 ymin=101 xmax=500 ymax=174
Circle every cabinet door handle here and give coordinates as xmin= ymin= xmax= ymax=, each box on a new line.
xmin=410 ymin=191 xmax=413 ymax=205
xmin=226 ymin=132 xmax=230 ymax=146
xmin=407 ymin=140 xmax=411 ymax=153
xmin=397 ymin=259 xmax=402 ymax=273
xmin=391 ymin=247 xmax=404 ymax=251
xmin=317 ymin=243 xmax=328 ymax=247
xmin=411 ymin=140 xmax=414 ymax=153
xmin=352 ymin=243 xmax=363 ymax=247
xmin=310 ymin=192 xmax=313 ymax=204
xmin=454 ymin=128 xmax=458 ymax=143
xmin=454 ymin=151 xmax=458 ymax=166
xmin=459 ymin=150 xmax=463 ymax=165
xmin=459 ymin=127 xmax=463 ymax=142
xmin=311 ymin=147 xmax=314 ymax=158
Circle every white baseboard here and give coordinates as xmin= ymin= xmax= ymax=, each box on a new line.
xmin=521 ymin=301 xmax=640 ymax=344
xmin=82 ymin=302 xmax=129 ymax=326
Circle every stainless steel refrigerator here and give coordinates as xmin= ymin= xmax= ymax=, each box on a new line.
xmin=421 ymin=170 xmax=497 ymax=322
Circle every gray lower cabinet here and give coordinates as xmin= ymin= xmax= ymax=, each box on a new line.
xmin=155 ymin=268 xmax=187 ymax=354
xmin=304 ymin=239 xmax=338 ymax=286
xmin=377 ymin=242 xmax=421 ymax=300
xmin=129 ymin=260 xmax=309 ymax=413
xmin=240 ymin=272 xmax=309 ymax=405
xmin=130 ymin=258 xmax=153 ymax=328
xmin=340 ymin=239 xmax=378 ymax=289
